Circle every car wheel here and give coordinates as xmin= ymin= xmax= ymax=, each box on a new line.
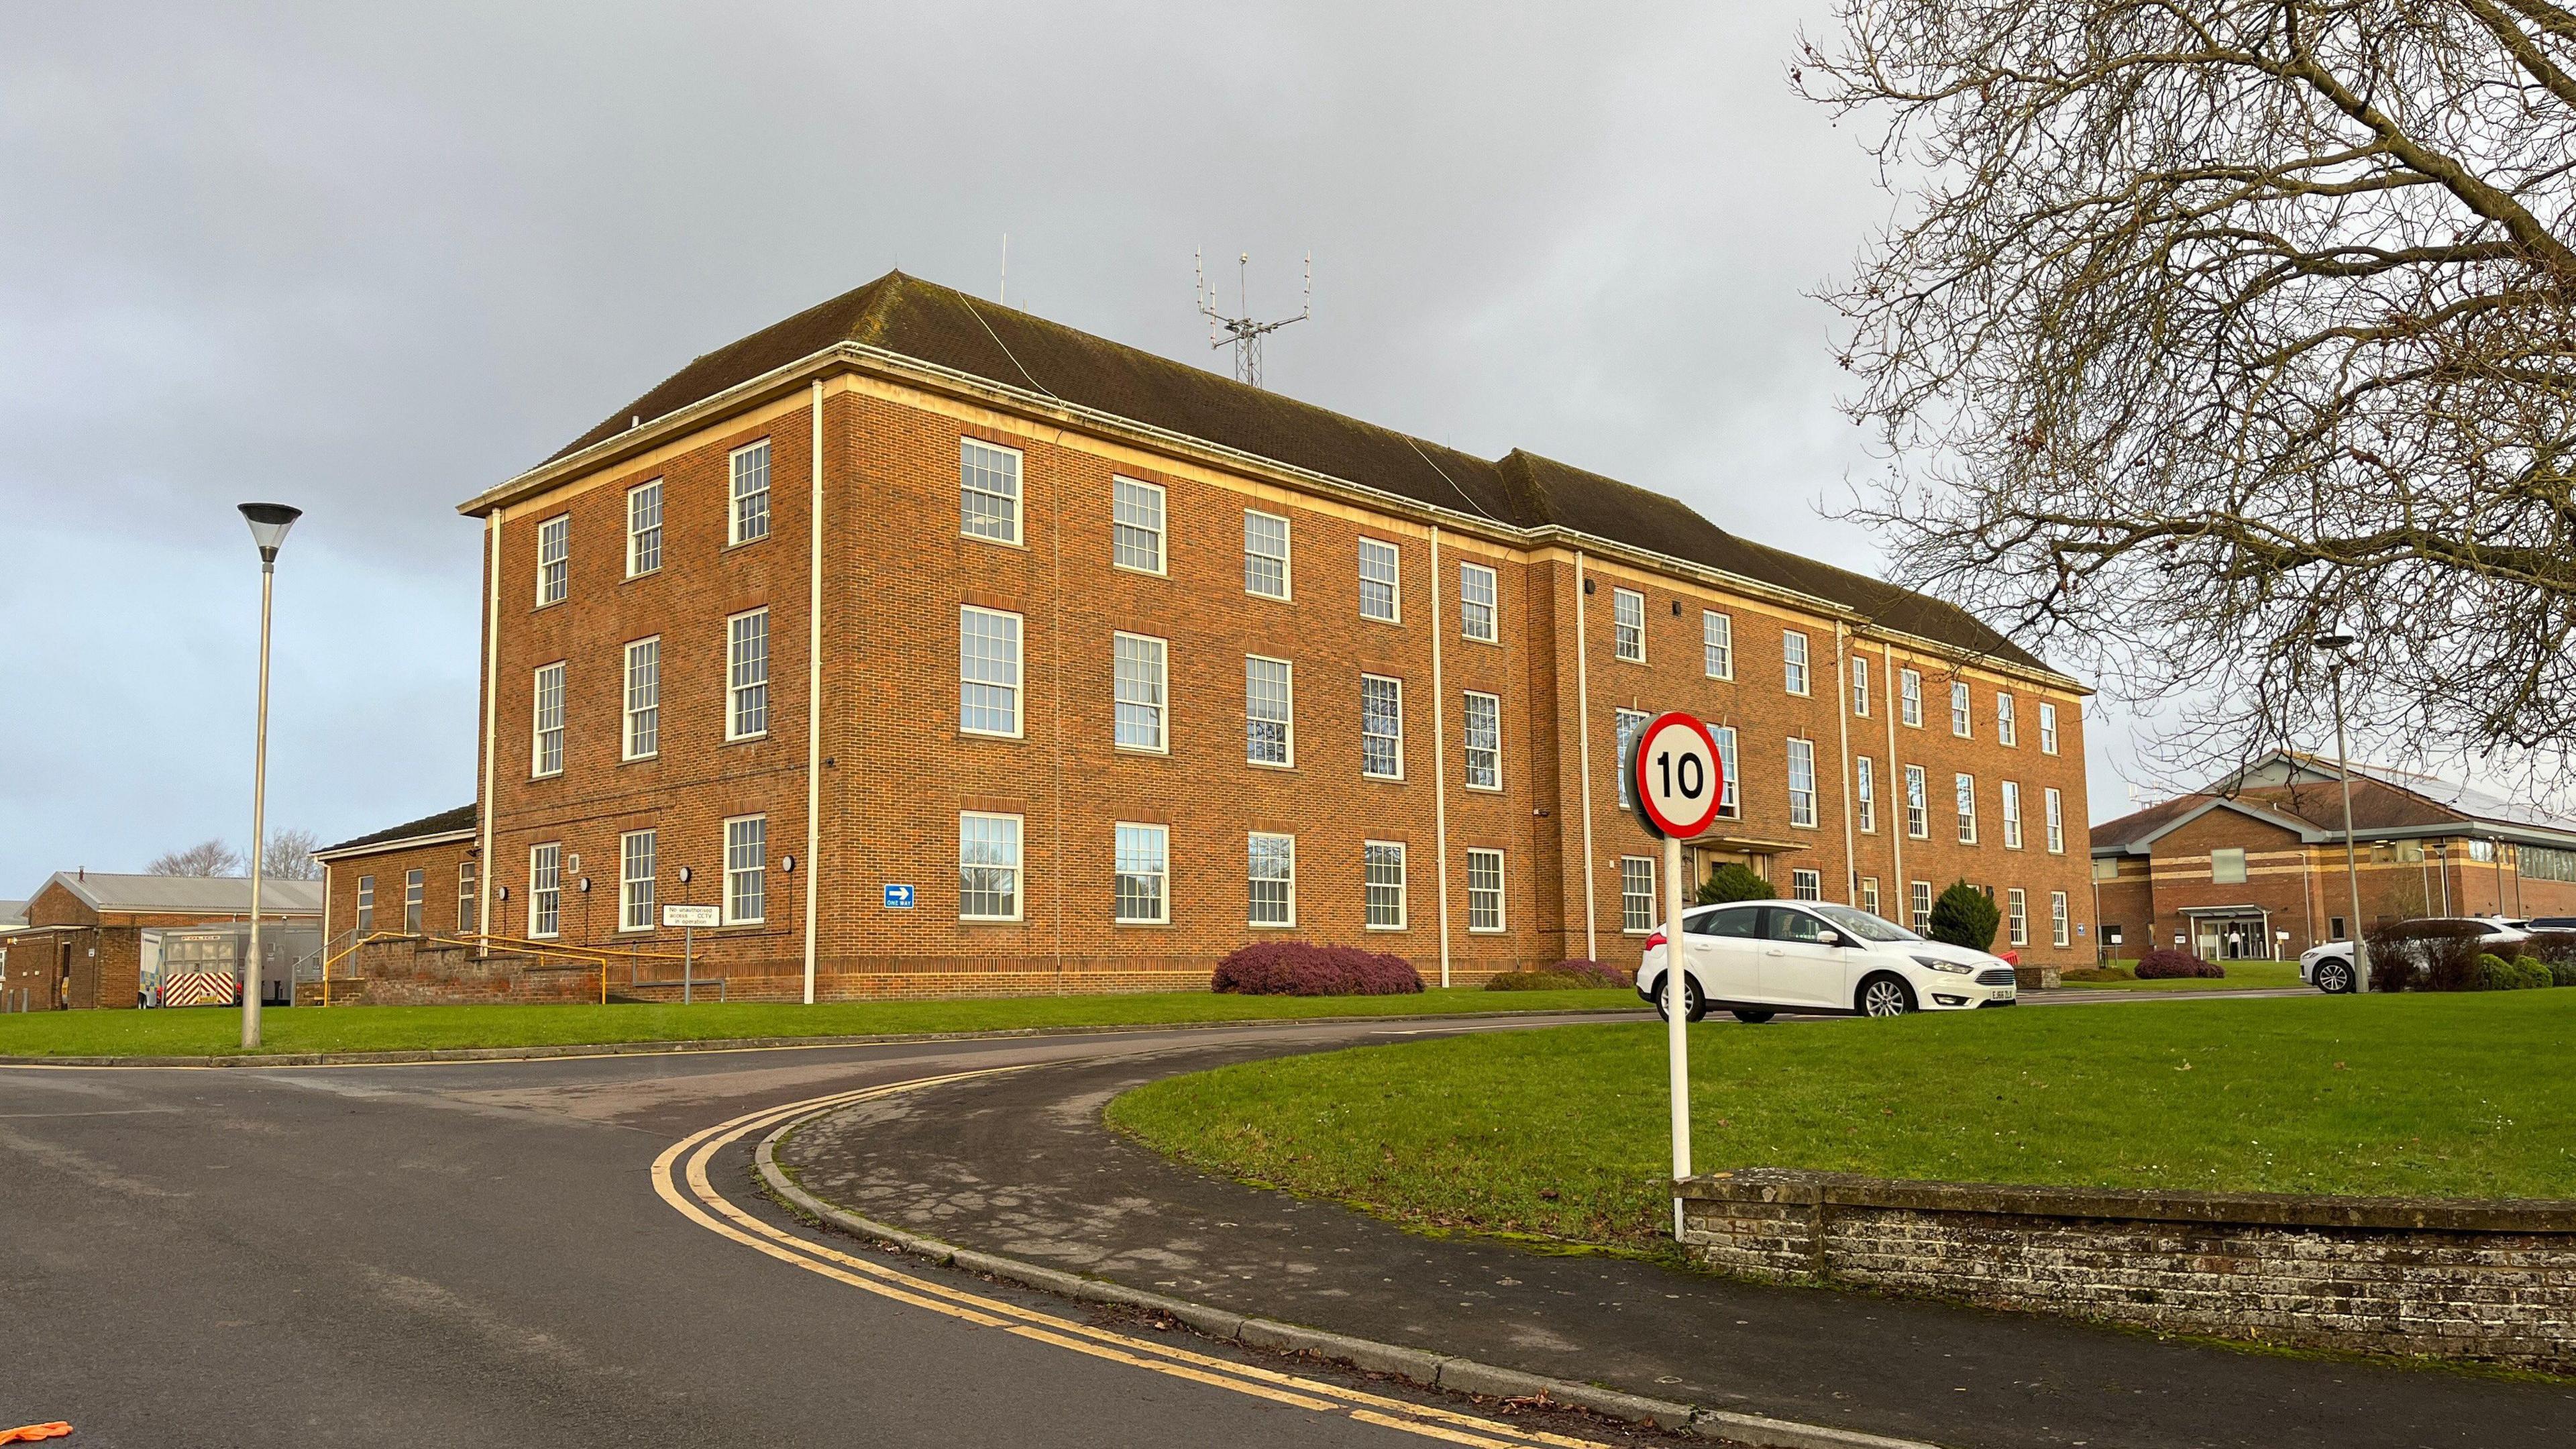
xmin=1650 ymin=974 xmax=1708 ymax=1024
xmin=1857 ymin=974 xmax=1915 ymax=1018
xmin=1731 ymin=1008 xmax=1776 ymax=1024
xmin=2314 ymin=959 xmax=2355 ymax=994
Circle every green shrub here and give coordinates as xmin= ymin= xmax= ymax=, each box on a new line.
xmin=2473 ymin=953 xmax=2536 ymax=991
xmin=1695 ymin=863 xmax=1775 ymax=906
xmin=2058 ymin=966 xmax=2135 ymax=983
xmin=1926 ymin=879 xmax=2001 ymax=951
xmin=2512 ymin=957 xmax=2555 ymax=989
xmin=1484 ymin=960 xmax=1629 ymax=991
xmin=2550 ymin=959 xmax=2576 ymax=988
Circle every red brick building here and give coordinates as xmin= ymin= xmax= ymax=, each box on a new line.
xmin=427 ymin=271 xmax=2092 ymax=1000
xmin=0 ymin=871 xmax=321 ymax=1010
xmin=2090 ymin=752 xmax=2576 ymax=959
xmin=313 ymin=805 xmax=480 ymax=949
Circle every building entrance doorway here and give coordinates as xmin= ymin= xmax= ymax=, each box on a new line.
xmin=2193 ymin=912 xmax=2271 ymax=961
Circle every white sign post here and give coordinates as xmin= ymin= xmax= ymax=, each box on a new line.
xmin=1625 ymin=711 xmax=1727 ymax=1240
xmin=663 ymin=904 xmax=720 ymax=1003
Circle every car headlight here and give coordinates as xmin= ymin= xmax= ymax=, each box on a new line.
xmin=1911 ymin=955 xmax=1973 ymax=975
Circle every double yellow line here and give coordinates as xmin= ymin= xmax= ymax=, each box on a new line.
xmin=651 ymin=1071 xmax=1620 ymax=1449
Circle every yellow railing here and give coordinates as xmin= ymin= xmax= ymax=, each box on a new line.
xmin=318 ymin=930 xmax=690 ymax=1006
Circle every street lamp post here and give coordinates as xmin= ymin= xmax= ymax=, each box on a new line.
xmin=238 ymin=503 xmax=302 ymax=1048
xmin=2314 ymin=631 xmax=2370 ymax=992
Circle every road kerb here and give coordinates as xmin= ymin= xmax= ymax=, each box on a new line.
xmin=753 ymin=1106 xmax=1947 ymax=1449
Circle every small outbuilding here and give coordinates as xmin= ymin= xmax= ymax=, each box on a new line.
xmin=0 ymin=871 xmax=323 ymax=1010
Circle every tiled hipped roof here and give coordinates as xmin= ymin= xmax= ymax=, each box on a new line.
xmin=2092 ymin=769 xmax=2576 ymax=853
xmin=536 ymin=272 xmax=2051 ymax=674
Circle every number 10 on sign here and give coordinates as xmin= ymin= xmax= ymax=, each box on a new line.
xmin=1625 ymin=711 xmax=1725 ymax=1240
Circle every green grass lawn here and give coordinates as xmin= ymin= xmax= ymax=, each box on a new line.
xmin=2057 ymin=959 xmax=2308 ymax=991
xmin=1106 ymin=989 xmax=2576 ymax=1254
xmin=0 ymin=987 xmax=1640 ymax=1059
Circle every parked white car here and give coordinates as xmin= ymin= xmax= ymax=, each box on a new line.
xmin=1635 ymin=900 xmax=2018 ymax=1022
xmin=2299 ymin=916 xmax=2529 ymax=994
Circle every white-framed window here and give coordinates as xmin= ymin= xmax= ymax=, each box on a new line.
xmin=1113 ymin=632 xmax=1169 ymax=752
xmin=1703 ymin=610 xmax=1733 ymax=680
xmin=2039 ymin=701 xmax=2059 ymax=754
xmin=457 ymin=859 xmax=476 ymax=932
xmin=729 ymin=439 xmax=771 ymax=545
xmin=1246 ymin=655 xmax=1293 ymax=767
xmin=1788 ymin=737 xmax=1818 ymax=827
xmin=1791 ymin=868 xmax=1821 ymax=902
xmin=1784 ymin=630 xmax=1811 ymax=696
xmin=2045 ymin=788 xmax=2065 ymax=853
xmin=1612 ymin=588 xmax=1646 ymax=663
xmin=2051 ymin=890 xmax=2072 ymax=947
xmin=1112 ymin=477 xmax=1166 ymax=574
xmin=529 ymin=843 xmax=561 ymax=939
xmin=1955 ymin=772 xmax=1978 ymax=844
xmin=1900 ymin=668 xmax=1923 ymax=727
xmin=531 ymin=661 xmax=565 ymax=777
xmin=1364 ymin=841 xmax=1407 ymax=929
xmin=2210 ymin=847 xmax=2247 ymax=885
xmin=623 ymin=637 xmax=659 ymax=761
xmin=1613 ymin=708 xmax=1650 ymax=808
xmin=1910 ymin=879 xmax=1933 ymax=932
xmin=1858 ymin=876 xmax=1880 ymax=916
xmin=1713 ymin=724 xmax=1739 ymax=816
xmin=404 ymin=869 xmax=425 ymax=934
xmin=2000 ymin=780 xmax=2023 ymax=849
xmin=627 ymin=480 xmax=663 ymax=578
xmin=535 ymin=514 xmax=569 ymax=606
xmin=961 ymin=438 xmax=1022 ymax=545
xmin=1856 ymin=755 xmax=1878 ymax=833
xmin=1951 ymin=681 xmax=1972 ymax=737
xmin=1851 ymin=655 xmax=1870 ymax=716
xmin=1248 ymin=833 xmax=1295 ymax=927
xmin=1461 ymin=690 xmax=1502 ymax=791
xmin=1114 ymin=822 xmax=1170 ymax=924
xmin=727 ymin=608 xmax=769 ymax=740
xmin=356 ymin=875 xmax=375 ymax=932
xmin=2007 ymin=888 xmax=2028 ymax=947
xmin=960 ymin=606 xmax=1023 ymax=737
xmin=1619 ymin=856 xmax=1656 ymax=933
xmin=1459 ymin=562 xmax=1498 ymax=643
xmin=1244 ymin=510 xmax=1290 ymax=598
xmin=621 ymin=830 xmax=655 ymax=932
xmin=1997 ymin=693 xmax=2018 ymax=747
xmin=960 ymin=812 xmax=1022 ymax=920
xmin=1361 ymin=674 xmax=1404 ymax=780
xmin=723 ymin=814 xmax=766 ymax=924
xmin=1358 ymin=537 xmax=1401 ymax=622
xmin=1466 ymin=848 xmax=1505 ymax=932
xmin=2469 ymin=837 xmax=2499 ymax=863
xmin=1905 ymin=764 xmax=1929 ymax=839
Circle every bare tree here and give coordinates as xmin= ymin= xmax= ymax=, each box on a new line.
xmin=262 ymin=828 xmax=323 ymax=882
xmin=1801 ymin=1 xmax=2576 ymax=785
xmin=148 ymin=839 xmax=244 ymax=876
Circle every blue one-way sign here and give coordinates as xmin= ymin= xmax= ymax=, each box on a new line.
xmin=883 ymin=883 xmax=916 ymax=910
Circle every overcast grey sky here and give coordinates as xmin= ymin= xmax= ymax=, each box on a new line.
xmin=0 ymin=1 xmax=2154 ymax=891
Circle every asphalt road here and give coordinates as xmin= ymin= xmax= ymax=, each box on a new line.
xmin=1 ymin=1016 xmax=1686 ymax=1449
xmin=3 ymin=1006 xmax=2567 ymax=1449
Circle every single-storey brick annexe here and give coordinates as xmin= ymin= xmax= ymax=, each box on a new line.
xmin=432 ymin=271 xmax=2092 ymax=1000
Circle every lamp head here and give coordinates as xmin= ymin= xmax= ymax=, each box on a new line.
xmin=2312 ymin=631 xmax=2359 ymax=657
xmin=238 ymin=502 xmax=302 ymax=562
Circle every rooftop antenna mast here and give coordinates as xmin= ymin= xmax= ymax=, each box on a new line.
xmin=1196 ymin=250 xmax=1310 ymax=388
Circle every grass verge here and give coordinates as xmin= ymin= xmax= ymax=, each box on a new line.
xmin=2057 ymin=959 xmax=2306 ymax=991
xmin=1106 ymin=989 xmax=2576 ymax=1254
xmin=0 ymin=987 xmax=1639 ymax=1059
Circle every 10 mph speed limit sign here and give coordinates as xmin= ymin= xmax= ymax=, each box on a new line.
xmin=1627 ymin=710 xmax=1725 ymax=841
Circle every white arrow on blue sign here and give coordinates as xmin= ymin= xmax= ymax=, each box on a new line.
xmin=883 ymin=883 xmax=916 ymax=910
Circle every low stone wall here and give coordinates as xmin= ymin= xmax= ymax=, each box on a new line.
xmin=298 ymin=940 xmax=596 ymax=1006
xmin=1678 ymin=1169 xmax=2576 ymax=1373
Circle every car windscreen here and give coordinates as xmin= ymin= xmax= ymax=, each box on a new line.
xmin=1809 ymin=904 xmax=1922 ymax=943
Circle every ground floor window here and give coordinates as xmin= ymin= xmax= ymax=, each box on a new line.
xmin=724 ymin=816 xmax=766 ymax=924
xmin=529 ymin=845 xmax=560 ymax=938
xmin=1909 ymin=879 xmax=1932 ymax=932
xmin=961 ymin=813 xmax=1022 ymax=921
xmin=457 ymin=859 xmax=477 ymax=932
xmin=2051 ymin=891 xmax=2072 ymax=947
xmin=1619 ymin=856 xmax=1656 ymax=933
xmin=1466 ymin=849 xmax=1505 ymax=932
xmin=621 ymin=830 xmax=656 ymax=932
xmin=2006 ymin=888 xmax=2027 ymax=947
xmin=1364 ymin=841 xmax=1407 ymax=929
xmin=404 ymin=869 xmax=424 ymax=934
xmin=1248 ymin=833 xmax=1295 ymax=926
xmin=1858 ymin=876 xmax=1879 ymax=916
xmin=1115 ymin=823 xmax=1169 ymax=924
xmin=1790 ymin=868 xmax=1821 ymax=901
xmin=357 ymin=875 xmax=376 ymax=933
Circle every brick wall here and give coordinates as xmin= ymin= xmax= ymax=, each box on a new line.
xmin=467 ymin=371 xmax=2098 ymax=999
xmin=322 ymin=838 xmax=480 ymax=947
xmin=1680 ymin=1169 xmax=2576 ymax=1373
xmin=298 ymin=939 xmax=595 ymax=1006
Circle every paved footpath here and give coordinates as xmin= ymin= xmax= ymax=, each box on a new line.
xmin=775 ymin=1026 xmax=2576 ymax=1449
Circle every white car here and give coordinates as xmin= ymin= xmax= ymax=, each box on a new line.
xmin=2299 ymin=916 xmax=2529 ymax=994
xmin=1635 ymin=900 xmax=2019 ymax=1021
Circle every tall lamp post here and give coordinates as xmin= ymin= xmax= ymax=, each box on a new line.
xmin=2314 ymin=631 xmax=2370 ymax=992
xmin=238 ymin=502 xmax=302 ymax=1047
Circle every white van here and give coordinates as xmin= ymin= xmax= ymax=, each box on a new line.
xmin=1635 ymin=900 xmax=2018 ymax=1021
